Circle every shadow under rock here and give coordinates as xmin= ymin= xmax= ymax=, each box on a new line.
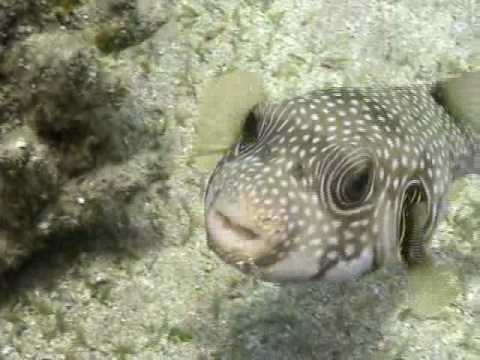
xmin=0 ymin=205 xmax=164 ymax=309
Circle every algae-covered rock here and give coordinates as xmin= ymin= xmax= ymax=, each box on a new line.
xmin=0 ymin=1 xmax=48 ymax=49
xmin=0 ymin=128 xmax=58 ymax=271
xmin=93 ymin=0 xmax=169 ymax=54
xmin=0 ymin=4 xmax=167 ymax=274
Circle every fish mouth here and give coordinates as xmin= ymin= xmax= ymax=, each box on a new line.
xmin=206 ymin=199 xmax=285 ymax=271
xmin=215 ymin=211 xmax=260 ymax=241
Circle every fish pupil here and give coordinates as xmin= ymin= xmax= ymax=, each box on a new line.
xmin=342 ymin=165 xmax=372 ymax=204
xmin=346 ymin=170 xmax=368 ymax=201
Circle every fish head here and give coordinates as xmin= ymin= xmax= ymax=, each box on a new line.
xmin=205 ymin=89 xmax=445 ymax=282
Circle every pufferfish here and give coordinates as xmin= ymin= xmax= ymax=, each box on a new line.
xmin=204 ymin=72 xmax=480 ymax=282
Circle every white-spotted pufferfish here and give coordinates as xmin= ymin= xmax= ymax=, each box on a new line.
xmin=204 ymin=72 xmax=480 ymax=282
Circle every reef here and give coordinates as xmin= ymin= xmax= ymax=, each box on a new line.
xmin=0 ymin=1 xmax=168 ymax=274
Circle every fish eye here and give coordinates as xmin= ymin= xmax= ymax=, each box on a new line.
xmin=333 ymin=157 xmax=374 ymax=208
xmin=343 ymin=166 xmax=371 ymax=202
xmin=234 ymin=111 xmax=259 ymax=155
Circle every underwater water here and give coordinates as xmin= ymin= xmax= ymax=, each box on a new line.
xmin=0 ymin=0 xmax=479 ymax=359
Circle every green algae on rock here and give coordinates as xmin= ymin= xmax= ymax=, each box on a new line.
xmin=95 ymin=23 xmax=137 ymax=54
xmin=49 ymin=0 xmax=81 ymax=14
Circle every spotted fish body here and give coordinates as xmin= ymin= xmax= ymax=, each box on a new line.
xmin=205 ymin=73 xmax=480 ymax=282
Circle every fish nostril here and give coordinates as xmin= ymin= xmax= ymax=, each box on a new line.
xmin=215 ymin=210 xmax=260 ymax=240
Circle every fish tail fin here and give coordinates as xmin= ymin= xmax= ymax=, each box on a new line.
xmin=434 ymin=71 xmax=480 ymax=175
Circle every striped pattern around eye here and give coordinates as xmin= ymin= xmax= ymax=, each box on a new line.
xmin=321 ymin=147 xmax=375 ymax=216
xmin=234 ymin=101 xmax=294 ymax=158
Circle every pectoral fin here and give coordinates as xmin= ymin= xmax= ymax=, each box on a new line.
xmin=192 ymin=71 xmax=265 ymax=172
xmin=402 ymin=201 xmax=431 ymax=266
